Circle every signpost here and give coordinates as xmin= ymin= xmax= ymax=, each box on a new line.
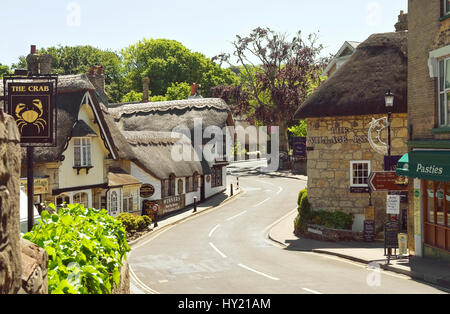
xmin=3 ymin=74 xmax=58 ymax=231
xmin=368 ymin=171 xmax=409 ymax=192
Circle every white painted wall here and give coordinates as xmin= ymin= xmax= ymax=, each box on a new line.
xmin=205 ymin=166 xmax=227 ymax=199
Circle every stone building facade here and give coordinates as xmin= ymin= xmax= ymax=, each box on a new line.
xmin=397 ymin=0 xmax=450 ymax=262
xmin=306 ymin=114 xmax=408 ymax=231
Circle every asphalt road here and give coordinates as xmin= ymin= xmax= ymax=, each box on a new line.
xmin=129 ymin=160 xmax=447 ymax=294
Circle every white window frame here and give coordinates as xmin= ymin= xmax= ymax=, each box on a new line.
xmin=350 ymin=160 xmax=371 ymax=188
xmin=73 ymin=192 xmax=89 ymax=207
xmin=438 ymin=57 xmax=450 ymax=126
xmin=73 ymin=137 xmax=92 ymax=167
xmin=122 ymin=190 xmax=138 ymax=213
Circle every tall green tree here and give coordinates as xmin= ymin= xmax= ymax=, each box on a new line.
xmin=14 ymin=46 xmax=125 ymax=103
xmin=121 ymin=38 xmax=237 ymax=97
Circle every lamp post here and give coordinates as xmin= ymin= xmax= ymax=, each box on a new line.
xmin=385 ymin=90 xmax=394 ymax=171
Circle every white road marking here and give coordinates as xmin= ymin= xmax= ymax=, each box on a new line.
xmin=276 ymin=186 xmax=283 ymax=195
xmin=238 ymin=264 xmax=280 ymax=281
xmin=302 ymin=288 xmax=322 ymax=294
xmin=158 ymin=280 xmax=169 ymax=283
xmin=209 ymin=224 xmax=221 ymax=237
xmin=129 ymin=264 xmax=160 ymax=294
xmin=226 ymin=210 xmax=248 ymax=221
xmin=253 ymin=197 xmax=271 ymax=207
xmin=209 ymin=242 xmax=227 ymax=258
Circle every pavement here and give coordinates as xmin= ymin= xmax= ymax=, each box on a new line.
xmin=268 ymin=210 xmax=450 ymax=290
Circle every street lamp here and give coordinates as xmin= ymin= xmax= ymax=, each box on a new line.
xmin=385 ymin=90 xmax=394 ymax=170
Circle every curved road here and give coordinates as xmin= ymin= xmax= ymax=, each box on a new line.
xmin=129 ymin=160 xmax=447 ymax=294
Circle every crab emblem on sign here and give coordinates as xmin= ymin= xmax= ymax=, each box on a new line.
xmin=15 ymin=99 xmax=47 ymax=134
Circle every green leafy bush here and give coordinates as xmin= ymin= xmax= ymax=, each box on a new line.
xmin=117 ymin=213 xmax=152 ymax=233
xmin=294 ymin=189 xmax=311 ymax=235
xmin=117 ymin=212 xmax=138 ymax=232
xmin=23 ymin=204 xmax=130 ymax=294
xmin=310 ymin=210 xmax=354 ymax=230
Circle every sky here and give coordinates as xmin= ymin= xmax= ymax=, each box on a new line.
xmin=0 ymin=0 xmax=407 ymax=68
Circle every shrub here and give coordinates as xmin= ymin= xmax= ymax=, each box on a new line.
xmin=117 ymin=213 xmax=138 ymax=233
xmin=294 ymin=189 xmax=311 ymax=235
xmin=142 ymin=215 xmax=152 ymax=226
xmin=23 ymin=204 xmax=130 ymax=294
xmin=135 ymin=216 xmax=148 ymax=231
xmin=309 ymin=210 xmax=354 ymax=230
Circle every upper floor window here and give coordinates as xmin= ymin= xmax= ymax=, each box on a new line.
xmin=438 ymin=58 xmax=450 ymax=126
xmin=74 ymin=138 xmax=92 ymax=167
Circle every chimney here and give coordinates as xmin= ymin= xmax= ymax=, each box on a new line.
xmin=88 ymin=66 xmax=105 ymax=93
xmin=26 ymin=45 xmax=39 ymax=75
xmin=142 ymin=76 xmax=150 ymax=102
xmin=39 ymin=54 xmax=52 ymax=75
xmin=25 ymin=45 xmax=53 ymax=75
xmin=188 ymin=83 xmax=203 ymax=99
xmin=395 ymin=10 xmax=408 ymax=32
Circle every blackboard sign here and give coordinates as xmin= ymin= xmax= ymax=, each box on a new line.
xmin=293 ymin=137 xmax=307 ymax=158
xmin=401 ymin=209 xmax=407 ymax=231
xmin=385 ymin=220 xmax=400 ymax=249
xmin=363 ymin=220 xmax=375 ymax=242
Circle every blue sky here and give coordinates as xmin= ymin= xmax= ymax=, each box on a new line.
xmin=0 ymin=0 xmax=407 ymax=67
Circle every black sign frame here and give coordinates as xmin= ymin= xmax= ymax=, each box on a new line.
xmin=3 ymin=75 xmax=58 ymax=147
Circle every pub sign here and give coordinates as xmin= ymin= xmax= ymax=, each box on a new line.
xmin=4 ymin=79 xmax=57 ymax=147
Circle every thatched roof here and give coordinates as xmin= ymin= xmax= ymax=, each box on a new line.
xmin=123 ymin=131 xmax=208 ymax=179
xmin=109 ymin=98 xmax=231 ymax=134
xmin=295 ymin=31 xmax=408 ymax=119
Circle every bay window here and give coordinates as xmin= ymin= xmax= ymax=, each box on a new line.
xmin=123 ymin=190 xmax=138 ymax=213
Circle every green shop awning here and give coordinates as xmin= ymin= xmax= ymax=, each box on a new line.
xmin=396 ymin=151 xmax=450 ymax=182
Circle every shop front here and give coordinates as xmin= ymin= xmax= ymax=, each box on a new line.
xmin=397 ymin=151 xmax=450 ymax=261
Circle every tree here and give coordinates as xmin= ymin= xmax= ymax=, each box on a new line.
xmin=121 ymin=38 xmax=237 ymax=98
xmin=13 ymin=46 xmax=125 ymax=103
xmin=166 ymin=82 xmax=191 ymax=101
xmin=0 ymin=63 xmax=10 ymax=78
xmin=212 ymin=27 xmax=328 ymax=152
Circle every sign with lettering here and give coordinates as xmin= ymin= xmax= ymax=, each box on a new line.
xmin=368 ymin=171 xmax=409 ymax=192
xmin=6 ymin=81 xmax=56 ymax=146
xmin=363 ymin=220 xmax=375 ymax=242
xmin=386 ymin=194 xmax=401 ymax=215
xmin=160 ymin=195 xmax=186 ymax=214
xmin=140 ymin=184 xmax=155 ymax=198
xmin=293 ymin=137 xmax=307 ymax=158
xmin=385 ymin=220 xmax=400 ymax=249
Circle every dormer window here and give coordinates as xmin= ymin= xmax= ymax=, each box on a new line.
xmin=73 ymin=138 xmax=93 ymax=174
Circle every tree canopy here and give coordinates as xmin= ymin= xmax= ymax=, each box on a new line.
xmin=0 ymin=63 xmax=10 ymax=78
xmin=212 ymin=27 xmax=329 ymax=151
xmin=121 ymin=38 xmax=238 ymax=97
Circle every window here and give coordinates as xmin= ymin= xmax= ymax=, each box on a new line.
xmin=439 ymin=58 xmax=450 ymax=126
xmin=56 ymin=195 xmax=70 ymax=208
xmin=186 ymin=176 xmax=193 ymax=193
xmin=109 ymin=191 xmax=118 ymax=215
xmin=168 ymin=175 xmax=176 ymax=196
xmin=445 ymin=0 xmax=450 ymax=16
xmin=193 ymin=173 xmax=199 ymax=191
xmin=74 ymin=138 xmax=92 ymax=167
xmin=350 ymin=161 xmax=370 ymax=187
xmin=211 ymin=167 xmax=223 ymax=188
xmin=73 ymin=192 xmax=88 ymax=207
xmin=422 ymin=180 xmax=449 ymax=252
xmin=123 ymin=190 xmax=138 ymax=213
xmin=161 ymin=179 xmax=169 ymax=198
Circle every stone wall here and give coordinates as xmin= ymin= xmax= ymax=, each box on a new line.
xmin=306 ymin=114 xmax=408 ymax=230
xmin=0 ymin=113 xmax=22 ymax=293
